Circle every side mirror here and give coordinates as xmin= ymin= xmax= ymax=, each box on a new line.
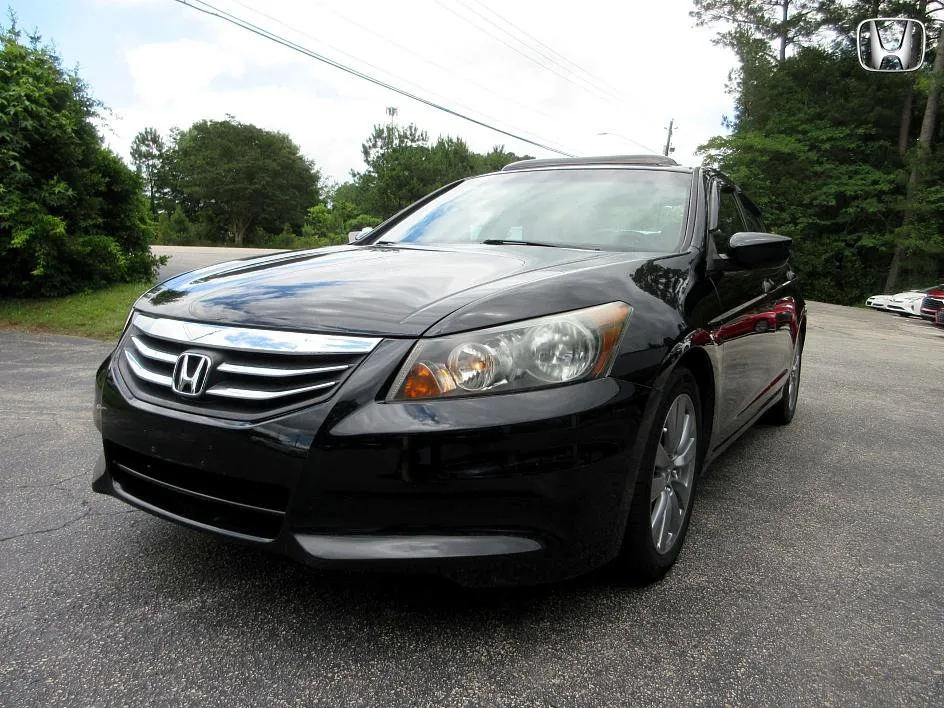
xmin=857 ymin=18 xmax=926 ymax=72
xmin=347 ymin=226 xmax=373 ymax=243
xmin=728 ymin=232 xmax=792 ymax=269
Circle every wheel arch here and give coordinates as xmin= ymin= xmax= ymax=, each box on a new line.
xmin=641 ymin=334 xmax=720 ymax=463
xmin=674 ymin=347 xmax=716 ymax=452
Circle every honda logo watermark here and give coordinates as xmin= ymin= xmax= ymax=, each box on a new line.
xmin=858 ymin=18 xmax=926 ymax=72
xmin=172 ymin=352 xmax=211 ymax=397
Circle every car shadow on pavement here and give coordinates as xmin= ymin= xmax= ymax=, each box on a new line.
xmin=104 ymin=518 xmax=663 ymax=666
xmin=96 ymin=420 xmax=779 ymax=650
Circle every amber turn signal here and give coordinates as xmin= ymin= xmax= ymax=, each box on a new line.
xmin=588 ymin=301 xmax=632 ymax=376
xmin=400 ymin=362 xmax=458 ymax=399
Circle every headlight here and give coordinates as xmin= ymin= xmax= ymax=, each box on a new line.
xmin=387 ymin=302 xmax=632 ymax=401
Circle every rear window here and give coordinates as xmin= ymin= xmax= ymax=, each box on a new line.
xmin=376 ymin=168 xmax=693 ymax=253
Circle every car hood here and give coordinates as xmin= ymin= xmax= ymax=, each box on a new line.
xmin=136 ymin=243 xmax=623 ymax=336
xmin=890 ymin=291 xmax=924 ymax=301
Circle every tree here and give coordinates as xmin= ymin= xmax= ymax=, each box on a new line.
xmin=474 ymin=146 xmax=529 ymax=173
xmin=130 ymin=127 xmax=166 ymax=216
xmin=884 ymin=1 xmax=944 ymax=291
xmin=0 ymin=20 xmax=158 ymax=296
xmin=349 ymin=123 xmax=531 ymax=220
xmin=695 ymin=0 xmax=944 ymax=303
xmin=131 ymin=119 xmax=531 ymax=247
xmin=171 ymin=118 xmax=320 ymax=245
xmin=700 ymin=47 xmax=910 ymax=302
xmin=691 ymin=0 xmax=824 ymax=61
xmin=354 ymin=123 xmax=435 ymax=218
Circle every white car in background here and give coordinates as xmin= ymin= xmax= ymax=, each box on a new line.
xmin=868 ymin=284 xmax=944 ymax=316
xmin=885 ymin=290 xmax=926 ymax=316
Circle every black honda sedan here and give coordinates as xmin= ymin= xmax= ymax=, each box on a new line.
xmin=92 ymin=155 xmax=805 ymax=586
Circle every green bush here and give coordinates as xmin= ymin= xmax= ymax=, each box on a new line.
xmin=0 ymin=23 xmax=159 ymax=296
xmin=346 ymin=214 xmax=381 ymax=231
xmin=155 ymin=206 xmax=198 ymax=245
xmin=294 ymin=233 xmax=349 ymax=249
xmin=256 ymin=224 xmax=301 ymax=249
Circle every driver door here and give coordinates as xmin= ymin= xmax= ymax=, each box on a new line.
xmin=707 ymin=182 xmax=789 ymax=441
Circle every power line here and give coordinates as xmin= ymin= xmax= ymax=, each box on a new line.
xmin=172 ymin=0 xmax=576 ymax=156
xmin=225 ymin=0 xmax=572 ymax=154
xmin=296 ymin=0 xmax=568 ymax=127
xmin=433 ymin=0 xmax=617 ymax=106
xmin=464 ymin=0 xmax=627 ymax=102
xmin=455 ymin=0 xmax=622 ymax=104
xmin=597 ymin=131 xmax=659 ymax=155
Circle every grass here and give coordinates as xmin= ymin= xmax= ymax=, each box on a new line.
xmin=0 ymin=282 xmax=152 ymax=340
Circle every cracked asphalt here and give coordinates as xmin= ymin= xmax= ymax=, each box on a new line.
xmin=1 ymin=293 xmax=943 ymax=705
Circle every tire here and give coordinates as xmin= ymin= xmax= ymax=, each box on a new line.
xmin=764 ymin=335 xmax=803 ymax=425
xmin=617 ymin=367 xmax=703 ymax=584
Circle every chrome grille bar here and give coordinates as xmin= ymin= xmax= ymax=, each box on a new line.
xmin=206 ymin=380 xmax=338 ymax=400
xmin=216 ymin=362 xmax=349 ymax=378
xmin=133 ymin=314 xmax=381 ymax=355
xmin=124 ymin=350 xmax=173 ymax=388
xmin=130 ymin=336 xmax=178 ymax=364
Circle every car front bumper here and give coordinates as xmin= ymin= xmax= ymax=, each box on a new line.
xmin=92 ymin=348 xmax=656 ymax=586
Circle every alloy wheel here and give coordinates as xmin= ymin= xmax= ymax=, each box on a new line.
xmin=650 ymin=393 xmax=697 ymax=554
xmin=787 ymin=342 xmax=802 ymax=412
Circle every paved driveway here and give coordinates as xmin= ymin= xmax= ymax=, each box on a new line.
xmin=1 ymin=291 xmax=942 ymax=704
xmin=152 ymin=245 xmax=285 ymax=280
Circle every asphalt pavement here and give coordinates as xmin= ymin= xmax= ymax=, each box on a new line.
xmin=1 ymin=250 xmax=943 ymax=705
xmin=152 ymin=245 xmax=284 ymax=280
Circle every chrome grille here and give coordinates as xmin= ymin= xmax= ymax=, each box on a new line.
xmin=115 ymin=313 xmax=381 ymax=420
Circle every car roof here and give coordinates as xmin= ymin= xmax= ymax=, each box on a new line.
xmin=501 ymin=155 xmax=684 ymax=171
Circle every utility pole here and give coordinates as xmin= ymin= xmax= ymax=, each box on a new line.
xmin=663 ymin=119 xmax=675 ymax=157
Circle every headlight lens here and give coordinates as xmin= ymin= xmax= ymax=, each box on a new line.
xmin=387 ymin=302 xmax=631 ymax=401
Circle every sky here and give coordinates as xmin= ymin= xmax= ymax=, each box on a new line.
xmin=14 ymin=0 xmax=737 ymax=183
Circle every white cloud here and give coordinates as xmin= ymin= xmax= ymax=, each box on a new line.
xmin=126 ymin=39 xmax=246 ymax=100
xmin=105 ymin=0 xmax=736 ymax=180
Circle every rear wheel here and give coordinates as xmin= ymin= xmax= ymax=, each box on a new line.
xmin=617 ymin=368 xmax=702 ymax=584
xmin=764 ymin=335 xmax=803 ymax=425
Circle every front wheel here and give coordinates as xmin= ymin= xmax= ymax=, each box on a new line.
xmin=617 ymin=368 xmax=703 ymax=584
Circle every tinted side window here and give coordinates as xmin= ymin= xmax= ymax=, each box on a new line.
xmin=713 ymin=188 xmax=746 ymax=255
xmin=738 ymin=194 xmax=766 ymax=232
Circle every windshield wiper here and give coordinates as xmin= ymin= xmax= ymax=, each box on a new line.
xmin=481 ymin=239 xmax=599 ymax=251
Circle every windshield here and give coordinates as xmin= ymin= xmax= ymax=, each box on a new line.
xmin=374 ymin=168 xmax=692 ymax=253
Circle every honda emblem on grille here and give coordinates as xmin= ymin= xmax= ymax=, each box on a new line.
xmin=172 ymin=352 xmax=211 ymax=397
